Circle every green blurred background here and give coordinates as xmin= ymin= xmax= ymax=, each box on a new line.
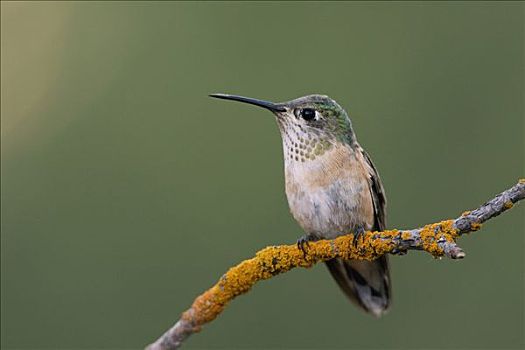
xmin=1 ymin=2 xmax=524 ymax=349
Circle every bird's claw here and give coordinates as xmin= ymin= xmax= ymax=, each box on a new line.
xmin=353 ymin=225 xmax=366 ymax=248
xmin=297 ymin=235 xmax=312 ymax=258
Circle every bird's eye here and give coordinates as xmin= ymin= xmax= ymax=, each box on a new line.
xmin=300 ymin=108 xmax=316 ymax=121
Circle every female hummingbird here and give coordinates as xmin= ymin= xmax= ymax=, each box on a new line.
xmin=210 ymin=93 xmax=391 ymax=317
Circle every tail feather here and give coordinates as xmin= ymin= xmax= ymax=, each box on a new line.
xmin=325 ymin=256 xmax=391 ymax=317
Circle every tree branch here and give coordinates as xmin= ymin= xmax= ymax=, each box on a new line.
xmin=146 ymin=180 xmax=525 ymax=350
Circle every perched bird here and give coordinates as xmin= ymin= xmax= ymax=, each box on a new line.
xmin=210 ymin=93 xmax=391 ymax=317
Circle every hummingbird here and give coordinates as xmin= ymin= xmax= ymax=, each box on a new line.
xmin=210 ymin=93 xmax=391 ymax=317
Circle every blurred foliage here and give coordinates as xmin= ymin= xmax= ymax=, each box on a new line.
xmin=1 ymin=2 xmax=523 ymax=349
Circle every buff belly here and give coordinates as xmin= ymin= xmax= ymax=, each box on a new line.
xmin=284 ymin=145 xmax=375 ymax=239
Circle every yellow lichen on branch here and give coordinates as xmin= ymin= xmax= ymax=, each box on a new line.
xmin=176 ymin=221 xmax=460 ymax=335
xmin=146 ymin=181 xmax=525 ymax=350
xmin=419 ymin=220 xmax=458 ymax=256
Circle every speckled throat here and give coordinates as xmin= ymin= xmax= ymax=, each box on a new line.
xmin=277 ymin=116 xmax=335 ymax=163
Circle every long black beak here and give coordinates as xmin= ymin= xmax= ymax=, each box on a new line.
xmin=209 ymin=93 xmax=286 ymax=113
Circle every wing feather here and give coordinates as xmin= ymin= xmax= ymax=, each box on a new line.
xmin=325 ymin=146 xmax=391 ymax=317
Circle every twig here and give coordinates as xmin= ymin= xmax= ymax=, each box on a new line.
xmin=146 ymin=180 xmax=525 ymax=350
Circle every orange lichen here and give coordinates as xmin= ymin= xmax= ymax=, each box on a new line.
xmin=401 ymin=231 xmax=412 ymax=240
xmin=146 ymin=180 xmax=525 ymax=350
xmin=461 ymin=211 xmax=471 ymax=216
xmin=179 ymin=220 xmax=466 ymax=332
xmin=418 ymin=220 xmax=458 ymax=257
xmin=470 ymin=222 xmax=482 ymax=231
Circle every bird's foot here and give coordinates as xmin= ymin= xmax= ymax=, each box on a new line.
xmin=297 ymin=235 xmax=316 ymax=258
xmin=353 ymin=225 xmax=367 ymax=248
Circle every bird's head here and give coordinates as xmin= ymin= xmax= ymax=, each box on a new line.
xmin=210 ymin=94 xmax=356 ymax=162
